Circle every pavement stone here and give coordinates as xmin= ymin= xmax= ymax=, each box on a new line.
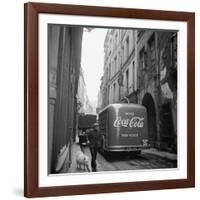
xmin=62 ymin=144 xmax=177 ymax=173
xmin=142 ymin=148 xmax=177 ymax=161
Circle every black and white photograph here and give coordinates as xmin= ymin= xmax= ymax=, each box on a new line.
xmin=48 ymin=24 xmax=178 ymax=174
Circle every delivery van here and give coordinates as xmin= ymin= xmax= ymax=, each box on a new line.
xmin=98 ymin=103 xmax=150 ymax=153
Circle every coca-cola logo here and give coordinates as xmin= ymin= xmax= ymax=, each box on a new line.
xmin=113 ymin=116 xmax=144 ymax=128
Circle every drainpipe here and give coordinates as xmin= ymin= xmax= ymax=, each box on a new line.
xmin=155 ymin=32 xmax=161 ymax=148
xmin=135 ymin=30 xmax=139 ymax=104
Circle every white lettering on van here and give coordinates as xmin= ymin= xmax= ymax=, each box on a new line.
xmin=113 ymin=116 xmax=144 ymax=128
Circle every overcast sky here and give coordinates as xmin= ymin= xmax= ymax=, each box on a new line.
xmin=81 ymin=28 xmax=108 ymax=105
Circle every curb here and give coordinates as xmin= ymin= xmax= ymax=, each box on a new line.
xmin=142 ymin=148 xmax=177 ymax=161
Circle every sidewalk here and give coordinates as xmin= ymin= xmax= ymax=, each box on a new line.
xmin=62 ymin=143 xmax=177 ymax=173
xmin=142 ymin=148 xmax=177 ymax=161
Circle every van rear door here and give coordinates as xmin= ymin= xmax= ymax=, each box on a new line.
xmin=108 ymin=104 xmax=148 ymax=147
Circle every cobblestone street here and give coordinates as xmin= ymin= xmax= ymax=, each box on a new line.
xmin=64 ymin=142 xmax=177 ymax=173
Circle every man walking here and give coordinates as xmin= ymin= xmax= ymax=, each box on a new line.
xmin=87 ymin=122 xmax=99 ymax=172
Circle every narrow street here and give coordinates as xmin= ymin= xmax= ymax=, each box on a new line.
xmin=48 ymin=26 xmax=178 ymax=175
xmin=69 ymin=143 xmax=177 ymax=173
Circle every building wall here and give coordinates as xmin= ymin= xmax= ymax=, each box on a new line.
xmin=48 ymin=24 xmax=83 ymax=173
xmin=100 ymin=28 xmax=177 ymax=152
xmin=136 ymin=30 xmax=177 ymax=151
xmin=102 ymin=29 xmax=136 ymax=107
xmin=48 ymin=25 xmax=60 ymax=174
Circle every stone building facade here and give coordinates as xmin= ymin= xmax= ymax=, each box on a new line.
xmin=101 ymin=29 xmax=137 ymax=107
xmin=77 ymin=68 xmax=93 ymax=115
xmin=99 ymin=28 xmax=177 ymax=152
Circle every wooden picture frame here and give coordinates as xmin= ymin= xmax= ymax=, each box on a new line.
xmin=24 ymin=2 xmax=195 ymax=198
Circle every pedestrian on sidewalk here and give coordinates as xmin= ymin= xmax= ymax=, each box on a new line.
xmin=87 ymin=122 xmax=99 ymax=172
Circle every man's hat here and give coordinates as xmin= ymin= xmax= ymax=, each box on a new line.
xmin=93 ymin=122 xmax=99 ymax=127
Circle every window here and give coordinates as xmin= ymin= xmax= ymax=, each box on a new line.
xmin=117 ymin=81 xmax=120 ymax=101
xmin=137 ymin=30 xmax=145 ymax=41
xmin=171 ymin=32 xmax=177 ymax=69
xmin=139 ymin=47 xmax=146 ymax=70
xmin=113 ymin=83 xmax=116 ymax=102
xmin=106 ymin=68 xmax=108 ymax=82
xmin=106 ymin=87 xmax=109 ymax=105
xmin=138 ymin=48 xmax=146 ymax=90
xmin=109 ymin=63 xmax=111 ymax=79
xmin=109 ymin=38 xmax=112 ymax=56
xmin=114 ymin=56 xmax=117 ymax=74
xmin=111 ymin=61 xmax=114 ymax=77
xmin=121 ymin=45 xmax=124 ymax=64
xmin=126 ymin=36 xmax=129 ymax=60
xmin=132 ymin=61 xmax=135 ymax=90
xmin=126 ymin=69 xmax=129 ymax=95
xmin=115 ymin=32 xmax=118 ymax=47
xmin=118 ymin=51 xmax=121 ymax=69
xmin=108 ymin=85 xmax=110 ymax=104
xmin=148 ymin=34 xmax=156 ymax=68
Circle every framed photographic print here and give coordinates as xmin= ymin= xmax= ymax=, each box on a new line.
xmin=24 ymin=2 xmax=195 ymax=198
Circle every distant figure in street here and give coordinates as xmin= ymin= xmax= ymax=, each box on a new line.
xmin=87 ymin=122 xmax=99 ymax=172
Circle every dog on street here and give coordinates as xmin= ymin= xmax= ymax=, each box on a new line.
xmin=75 ymin=150 xmax=90 ymax=172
